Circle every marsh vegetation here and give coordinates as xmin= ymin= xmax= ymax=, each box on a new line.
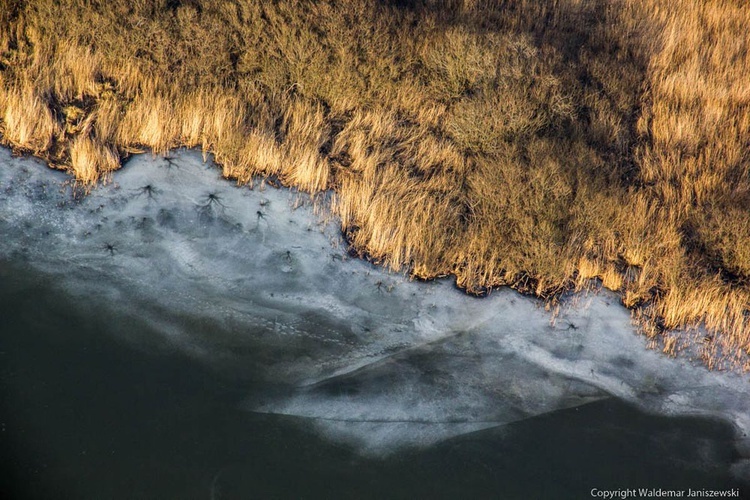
xmin=1 ymin=0 xmax=749 ymax=369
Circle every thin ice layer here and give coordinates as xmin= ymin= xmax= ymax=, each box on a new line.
xmin=1 ymin=148 xmax=749 ymax=475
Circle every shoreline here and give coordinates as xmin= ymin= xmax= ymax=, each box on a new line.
xmin=3 ymin=144 xmax=744 ymax=372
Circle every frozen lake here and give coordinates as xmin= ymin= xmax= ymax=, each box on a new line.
xmin=0 ymin=148 xmax=748 ymax=497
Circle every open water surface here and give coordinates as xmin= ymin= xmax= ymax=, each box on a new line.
xmin=0 ymin=261 xmax=744 ymax=499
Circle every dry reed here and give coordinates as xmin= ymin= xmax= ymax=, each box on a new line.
xmin=1 ymin=0 xmax=749 ymax=368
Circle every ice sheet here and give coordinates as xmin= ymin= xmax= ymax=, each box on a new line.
xmin=1 ymin=148 xmax=749 ymax=474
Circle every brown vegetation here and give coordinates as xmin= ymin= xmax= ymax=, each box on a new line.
xmin=1 ymin=0 xmax=749 ymax=369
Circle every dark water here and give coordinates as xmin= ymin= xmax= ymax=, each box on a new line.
xmin=0 ymin=260 xmax=746 ymax=499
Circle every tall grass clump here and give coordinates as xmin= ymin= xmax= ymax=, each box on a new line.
xmin=1 ymin=0 xmax=749 ymax=369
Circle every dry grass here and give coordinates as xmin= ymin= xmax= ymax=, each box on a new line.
xmin=69 ymin=135 xmax=119 ymax=184
xmin=0 ymin=85 xmax=59 ymax=153
xmin=1 ymin=0 xmax=750 ymax=369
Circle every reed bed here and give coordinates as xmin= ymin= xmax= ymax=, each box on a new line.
xmin=1 ymin=0 xmax=749 ymax=368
